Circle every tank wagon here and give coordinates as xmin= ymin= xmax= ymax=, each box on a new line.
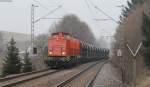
xmin=46 ymin=32 xmax=109 ymax=68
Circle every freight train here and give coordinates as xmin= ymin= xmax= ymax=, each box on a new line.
xmin=46 ymin=32 xmax=109 ymax=68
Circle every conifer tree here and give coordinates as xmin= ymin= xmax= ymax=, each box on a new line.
xmin=119 ymin=0 xmax=144 ymax=23
xmin=141 ymin=13 xmax=150 ymax=68
xmin=22 ymin=50 xmax=32 ymax=73
xmin=2 ymin=38 xmax=21 ymax=76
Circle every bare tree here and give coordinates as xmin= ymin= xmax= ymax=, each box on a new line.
xmin=50 ymin=14 xmax=96 ymax=44
xmin=35 ymin=34 xmax=48 ymax=61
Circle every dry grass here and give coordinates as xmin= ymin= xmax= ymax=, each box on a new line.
xmin=136 ymin=68 xmax=150 ymax=87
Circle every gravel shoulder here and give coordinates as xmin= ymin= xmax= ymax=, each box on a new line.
xmin=92 ymin=62 xmax=123 ymax=87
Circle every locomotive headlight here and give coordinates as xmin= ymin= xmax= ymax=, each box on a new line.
xmin=62 ymin=52 xmax=66 ymax=55
xmin=49 ymin=52 xmax=52 ymax=55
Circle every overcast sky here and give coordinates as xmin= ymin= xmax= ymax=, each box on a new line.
xmin=0 ymin=0 xmax=128 ymax=38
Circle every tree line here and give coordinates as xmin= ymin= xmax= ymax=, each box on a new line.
xmin=119 ymin=0 xmax=150 ymax=68
xmin=112 ymin=0 xmax=150 ymax=86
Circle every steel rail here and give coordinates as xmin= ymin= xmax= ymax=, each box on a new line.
xmin=55 ymin=61 xmax=102 ymax=87
xmin=0 ymin=70 xmax=60 ymax=87
xmin=85 ymin=60 xmax=109 ymax=87
xmin=0 ymin=68 xmax=49 ymax=82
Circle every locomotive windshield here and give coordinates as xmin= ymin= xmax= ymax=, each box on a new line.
xmin=52 ymin=32 xmax=72 ymax=38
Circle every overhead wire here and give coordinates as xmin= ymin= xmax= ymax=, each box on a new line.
xmin=88 ymin=0 xmax=95 ymax=8
xmin=84 ymin=0 xmax=96 ymax=18
xmin=84 ymin=0 xmax=111 ymax=22
xmin=33 ymin=0 xmax=61 ymax=18
xmin=95 ymin=6 xmax=119 ymax=24
xmin=86 ymin=0 xmax=118 ymax=24
xmin=55 ymin=0 xmax=68 ymax=18
xmin=83 ymin=0 xmax=109 ymax=38
xmin=34 ymin=5 xmax=62 ymax=23
xmin=86 ymin=0 xmax=116 ymax=36
xmin=35 ymin=6 xmax=62 ymax=23
xmin=44 ymin=0 xmax=68 ymax=19
xmin=33 ymin=0 xmax=63 ymax=23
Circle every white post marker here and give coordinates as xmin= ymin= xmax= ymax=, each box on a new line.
xmin=117 ymin=49 xmax=122 ymax=57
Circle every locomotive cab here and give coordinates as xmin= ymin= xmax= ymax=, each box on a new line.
xmin=47 ymin=32 xmax=80 ymax=68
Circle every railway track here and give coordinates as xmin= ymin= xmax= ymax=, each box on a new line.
xmin=0 ymin=59 xmax=107 ymax=87
xmin=0 ymin=69 xmax=49 ymax=82
xmin=85 ymin=61 xmax=108 ymax=87
xmin=55 ymin=60 xmax=108 ymax=87
xmin=0 ymin=69 xmax=59 ymax=87
xmin=11 ymin=62 xmax=98 ymax=87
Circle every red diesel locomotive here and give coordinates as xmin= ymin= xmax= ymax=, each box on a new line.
xmin=47 ymin=32 xmax=109 ymax=68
